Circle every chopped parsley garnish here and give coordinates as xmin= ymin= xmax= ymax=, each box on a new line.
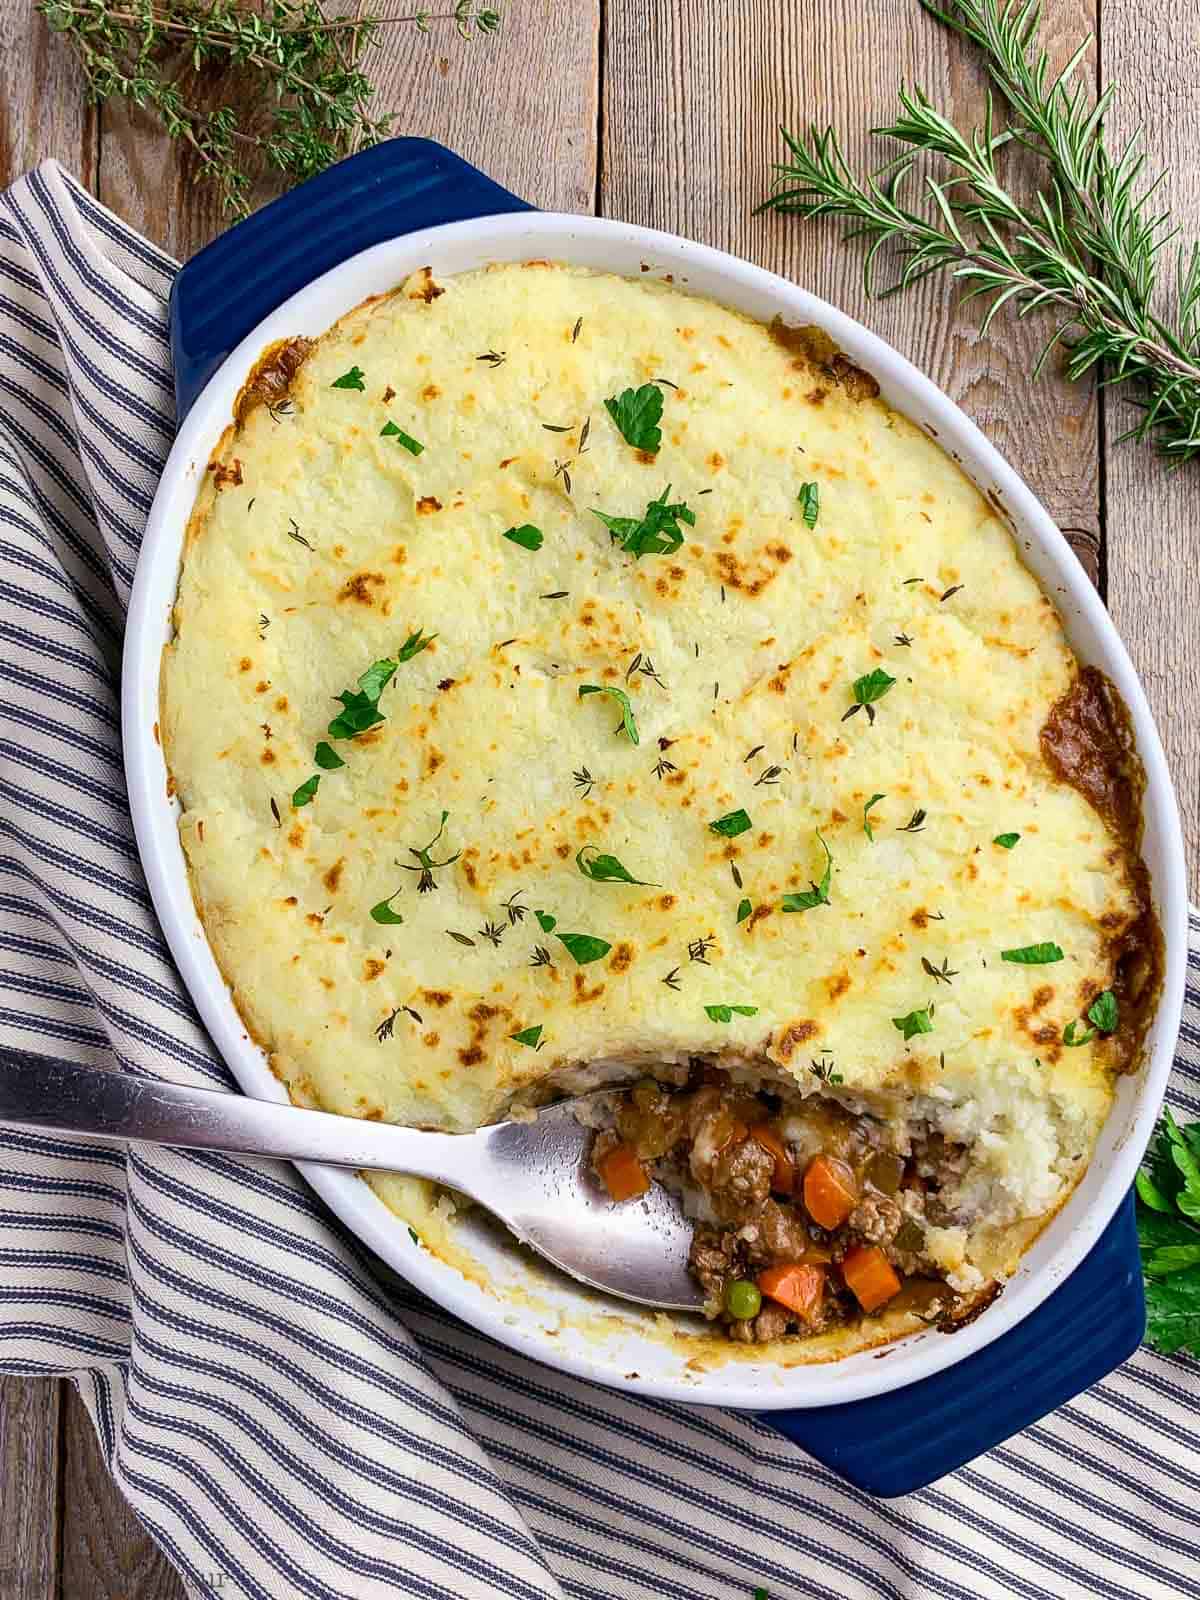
xmin=1064 ymin=989 xmax=1119 ymax=1046
xmin=380 ymin=420 xmax=424 ymax=455
xmin=797 ymin=481 xmax=820 ymax=528
xmin=842 ymin=667 xmax=896 ymax=726
xmin=893 ymin=1006 xmax=934 ymax=1041
xmin=291 ymin=774 xmax=320 ymax=807
xmin=1137 ymin=1108 xmax=1200 ymax=1354
xmin=502 ymin=523 xmax=544 ymax=551
xmin=408 ymin=1226 xmax=421 ymax=1245
xmin=781 ymin=832 xmax=833 ymax=912
xmin=576 ymin=846 xmax=657 ymax=886
xmin=592 ymin=485 xmax=696 ymax=559
xmin=369 ymin=893 xmax=404 ymax=925
xmin=556 ymin=932 xmax=612 ymax=966
xmin=1002 ymin=942 xmax=1064 ymax=965
xmin=863 ymin=792 xmax=885 ymax=841
xmin=705 ymin=1003 xmax=759 ymax=1023
xmin=604 ymin=383 xmax=664 ymax=453
xmin=535 ymin=910 xmax=557 ymax=934
xmin=328 ymin=659 xmax=397 ymax=739
xmin=397 ymin=628 xmax=437 ymax=662
xmin=510 ymin=1024 xmax=544 ymax=1049
xmin=993 ymin=832 xmax=1021 ymax=849
xmin=330 ymin=366 xmax=365 ymax=390
xmin=314 ymin=741 xmax=345 ymax=771
xmin=708 ymin=808 xmax=752 ymax=838
xmin=400 ymin=811 xmax=461 ymax=893
xmin=579 ymin=683 xmax=640 ymax=744
xmin=737 ymin=898 xmax=752 ymax=924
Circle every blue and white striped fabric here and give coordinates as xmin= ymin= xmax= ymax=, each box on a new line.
xmin=1 ymin=159 xmax=1198 ymax=1600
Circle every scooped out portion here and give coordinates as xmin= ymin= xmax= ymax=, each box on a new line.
xmin=588 ymin=1061 xmax=1081 ymax=1343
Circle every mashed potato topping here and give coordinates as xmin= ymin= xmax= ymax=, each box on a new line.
xmin=162 ymin=262 xmax=1154 ymax=1314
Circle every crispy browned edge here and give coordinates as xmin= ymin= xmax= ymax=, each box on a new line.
xmin=159 ymin=286 xmax=1164 ymax=1358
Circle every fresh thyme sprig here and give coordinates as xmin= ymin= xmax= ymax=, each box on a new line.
xmin=760 ymin=0 xmax=1200 ymax=463
xmin=39 ymin=2 xmax=502 ymax=217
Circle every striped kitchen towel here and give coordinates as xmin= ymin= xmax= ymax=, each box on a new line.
xmin=1 ymin=159 xmax=1198 ymax=1600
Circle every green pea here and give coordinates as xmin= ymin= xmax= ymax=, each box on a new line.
xmin=725 ymin=1279 xmax=762 ymax=1320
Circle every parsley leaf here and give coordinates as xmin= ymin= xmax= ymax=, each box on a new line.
xmin=893 ymin=1006 xmax=934 ymax=1041
xmin=736 ymin=898 xmax=752 ymax=923
xmin=863 ymin=792 xmax=885 ymax=841
xmin=396 ymin=628 xmax=437 ymax=663
xmin=291 ymin=774 xmax=320 ymax=807
xmin=704 ymin=1003 xmax=759 ymax=1023
xmin=781 ymin=831 xmax=833 ymax=912
xmin=592 ymin=485 xmax=696 ymax=559
xmin=1088 ymin=989 xmax=1119 ymax=1034
xmin=535 ymin=910 xmax=557 ymax=934
xmin=331 ymin=366 xmax=366 ymax=390
xmin=1138 ymin=1110 xmax=1200 ymax=1354
xmin=576 ymin=846 xmax=657 ymax=886
xmin=380 ymin=420 xmax=424 ymax=455
xmin=578 ymin=684 xmax=640 ymax=745
xmin=842 ymin=667 xmax=896 ymax=725
xmin=510 ymin=1024 xmax=544 ymax=1049
xmin=1062 ymin=1019 xmax=1096 ymax=1047
xmin=556 ymin=932 xmax=612 ymax=966
xmin=369 ymin=895 xmax=404 ymax=925
xmin=1001 ymin=942 xmax=1064 ymax=965
xmin=328 ymin=661 xmax=395 ymax=739
xmin=502 ymin=523 xmax=544 ymax=551
xmin=314 ymin=741 xmax=345 ymax=771
xmin=993 ymin=832 xmax=1021 ymax=849
xmin=708 ymin=809 xmax=752 ymax=838
xmin=797 ymin=481 xmax=820 ymax=528
xmin=604 ymin=383 xmax=664 ymax=453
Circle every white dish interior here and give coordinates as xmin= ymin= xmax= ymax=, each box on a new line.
xmin=123 ymin=213 xmax=1188 ymax=1409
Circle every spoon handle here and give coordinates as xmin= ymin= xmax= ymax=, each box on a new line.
xmin=0 ymin=1047 xmax=477 ymax=1185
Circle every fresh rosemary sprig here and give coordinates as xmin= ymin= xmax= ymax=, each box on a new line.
xmin=760 ymin=0 xmax=1200 ymax=463
xmin=39 ymin=2 xmax=502 ymax=217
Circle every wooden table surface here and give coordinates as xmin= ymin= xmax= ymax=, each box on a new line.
xmin=2 ymin=1 xmax=1197 ymax=1594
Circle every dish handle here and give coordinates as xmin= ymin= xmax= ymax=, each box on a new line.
xmin=765 ymin=1190 xmax=1144 ymax=1496
xmin=169 ymin=138 xmax=533 ymax=419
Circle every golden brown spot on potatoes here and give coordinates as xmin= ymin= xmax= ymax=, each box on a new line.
xmin=287 ymin=826 xmax=304 ymax=848
xmin=305 ymin=913 xmax=323 ymax=929
xmin=274 ymin=696 xmax=289 ymax=712
xmin=707 ymin=451 xmax=725 ymax=471
xmin=383 ymin=385 xmax=396 ymax=403
xmin=776 ymin=1019 xmax=819 ymax=1061
xmin=422 ymin=384 xmax=441 ymax=400
xmin=425 ymin=748 xmax=444 ymax=775
xmin=714 ymin=546 xmax=787 ymax=599
xmin=806 ymin=388 xmax=827 ymax=406
xmin=391 ymin=545 xmax=408 ymax=565
xmin=210 ymin=457 xmax=244 ymax=488
xmin=284 ymin=896 xmax=298 ymax=907
xmin=609 ymin=943 xmax=634 ymax=974
xmin=635 ymin=449 xmax=656 ymax=465
xmin=338 ymin=572 xmax=386 ymax=606
xmin=658 ymin=894 xmax=677 ymax=911
xmin=554 ymin=841 xmax=572 ymax=859
xmin=404 ymin=266 xmax=444 ymax=303
xmin=1031 ymin=985 xmax=1055 ymax=1011
xmin=260 ymin=748 xmax=276 ymax=765
xmin=417 ymin=496 xmax=442 ymax=515
xmin=463 ymin=859 xmax=478 ymax=888
xmin=238 ymin=657 xmax=252 ymax=672
xmin=747 ymin=904 xmax=773 ymax=933
xmin=363 ymin=959 xmax=386 ymax=981
xmin=233 ymin=336 xmax=312 ymax=428
xmin=767 ymin=319 xmax=880 ymax=399
xmin=458 ymin=1046 xmax=486 ymax=1067
xmin=665 ymin=770 xmax=687 ymax=787
xmin=320 ymin=977 xmax=333 ymax=991
xmin=422 ymin=990 xmax=452 ymax=1008
xmin=255 ymin=681 xmax=269 ymax=694
xmin=910 ymin=907 xmax=931 ymax=929
xmin=323 ymin=859 xmax=344 ymax=894
xmin=499 ymin=456 xmax=518 ymax=469
xmin=826 ymin=971 xmax=852 ymax=1001
xmin=423 ymin=1032 xmax=440 ymax=1048
xmin=196 ymin=820 xmax=204 ymax=841
xmin=573 ymin=973 xmax=606 ymax=1005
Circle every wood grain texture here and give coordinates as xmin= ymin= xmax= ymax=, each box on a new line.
xmin=60 ymin=1387 xmax=186 ymax=1600
xmin=0 ymin=1376 xmax=60 ymax=1600
xmin=601 ymin=0 xmax=1100 ymax=572
xmin=1100 ymin=0 xmax=1200 ymax=890
xmin=0 ymin=3 xmax=97 ymax=188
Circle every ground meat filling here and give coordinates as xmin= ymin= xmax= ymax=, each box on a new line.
xmin=591 ymin=1068 xmax=966 ymax=1341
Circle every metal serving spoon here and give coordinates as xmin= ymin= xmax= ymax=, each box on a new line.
xmin=0 ymin=1048 xmax=704 ymax=1311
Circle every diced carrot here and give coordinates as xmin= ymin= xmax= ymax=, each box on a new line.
xmin=802 ymin=1153 xmax=858 ymax=1229
xmin=597 ymin=1141 xmax=651 ymax=1203
xmin=757 ymin=1263 xmax=826 ymax=1321
xmin=748 ymin=1123 xmax=796 ymax=1193
xmin=841 ymin=1244 xmax=902 ymax=1312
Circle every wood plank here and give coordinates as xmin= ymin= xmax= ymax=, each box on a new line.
xmin=0 ymin=1376 xmax=61 ymax=1600
xmin=2 ymin=6 xmax=97 ymax=188
xmin=1100 ymin=0 xmax=1200 ymax=888
xmin=601 ymin=0 xmax=1099 ymax=574
xmin=61 ymin=1386 xmax=186 ymax=1600
xmin=98 ymin=0 xmax=599 ymax=261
